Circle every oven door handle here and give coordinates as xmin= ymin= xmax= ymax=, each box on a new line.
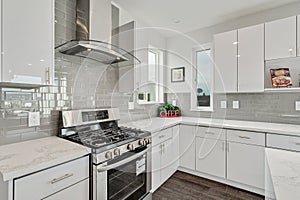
xmin=97 ymin=148 xmax=149 ymax=173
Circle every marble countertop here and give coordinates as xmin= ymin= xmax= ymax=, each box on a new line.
xmin=266 ymin=148 xmax=300 ymax=200
xmin=0 ymin=137 xmax=90 ymax=182
xmin=121 ymin=117 xmax=300 ymax=136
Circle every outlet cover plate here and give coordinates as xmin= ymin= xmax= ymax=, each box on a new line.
xmin=296 ymin=101 xmax=300 ymax=111
xmin=28 ymin=112 xmax=40 ymax=127
xmin=233 ymin=101 xmax=239 ymax=109
xmin=220 ymin=101 xmax=227 ymax=109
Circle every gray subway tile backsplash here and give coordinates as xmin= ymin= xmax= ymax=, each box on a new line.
xmin=167 ymin=92 xmax=300 ymax=125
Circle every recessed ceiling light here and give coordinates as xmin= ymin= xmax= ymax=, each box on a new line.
xmin=173 ymin=19 xmax=181 ymax=24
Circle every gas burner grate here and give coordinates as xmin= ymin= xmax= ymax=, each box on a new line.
xmin=68 ymin=127 xmax=140 ymax=148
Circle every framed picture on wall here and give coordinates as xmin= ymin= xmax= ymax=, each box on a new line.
xmin=171 ymin=67 xmax=185 ymax=82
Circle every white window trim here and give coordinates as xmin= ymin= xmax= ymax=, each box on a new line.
xmin=190 ymin=43 xmax=214 ymax=112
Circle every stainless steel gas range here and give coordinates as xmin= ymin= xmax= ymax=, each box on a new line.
xmin=57 ymin=108 xmax=152 ymax=200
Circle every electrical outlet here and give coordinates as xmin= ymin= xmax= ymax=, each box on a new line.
xmin=233 ymin=101 xmax=239 ymax=109
xmin=220 ymin=101 xmax=227 ymax=109
xmin=128 ymin=102 xmax=134 ymax=110
xmin=296 ymin=101 xmax=300 ymax=111
xmin=28 ymin=112 xmax=40 ymax=127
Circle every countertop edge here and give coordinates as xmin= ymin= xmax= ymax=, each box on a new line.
xmin=2 ymin=150 xmax=90 ymax=182
xmin=122 ymin=117 xmax=300 ymax=137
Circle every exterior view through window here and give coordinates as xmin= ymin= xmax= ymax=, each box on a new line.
xmin=196 ymin=48 xmax=212 ymax=109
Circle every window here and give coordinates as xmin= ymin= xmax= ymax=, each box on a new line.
xmin=148 ymin=50 xmax=158 ymax=83
xmin=191 ymin=44 xmax=213 ymax=111
xmin=136 ymin=48 xmax=163 ymax=104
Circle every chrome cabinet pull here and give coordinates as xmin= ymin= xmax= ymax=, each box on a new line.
xmin=50 ymin=173 xmax=74 ymax=184
xmin=205 ymin=132 xmax=215 ymax=135
xmin=295 ymin=142 xmax=300 ymax=146
xmin=45 ymin=67 xmax=51 ymax=84
xmin=48 ymin=67 xmax=51 ymax=84
xmin=221 ymin=142 xmax=225 ymax=151
xmin=159 ymin=135 xmax=165 ymax=139
xmin=227 ymin=143 xmax=229 ymax=152
xmin=238 ymin=136 xmax=251 ymax=139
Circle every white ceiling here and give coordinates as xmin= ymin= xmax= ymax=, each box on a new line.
xmin=113 ymin=0 xmax=299 ymax=37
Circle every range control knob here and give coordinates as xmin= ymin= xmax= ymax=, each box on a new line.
xmin=145 ymin=138 xmax=151 ymax=144
xmin=127 ymin=144 xmax=134 ymax=151
xmin=138 ymin=140 xmax=145 ymax=146
xmin=114 ymin=148 xmax=121 ymax=156
xmin=105 ymin=151 xmax=113 ymax=160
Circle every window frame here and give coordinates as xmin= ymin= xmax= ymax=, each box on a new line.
xmin=191 ymin=43 xmax=214 ymax=112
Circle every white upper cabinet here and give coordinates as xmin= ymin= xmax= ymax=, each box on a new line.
xmin=238 ymin=24 xmax=264 ymax=92
xmin=298 ymin=15 xmax=300 ymax=57
xmin=1 ymin=0 xmax=54 ymax=86
xmin=265 ymin=16 xmax=297 ymax=60
xmin=214 ymin=30 xmax=238 ymax=93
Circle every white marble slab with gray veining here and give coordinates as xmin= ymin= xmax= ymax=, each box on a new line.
xmin=0 ymin=136 xmax=90 ymax=181
xmin=266 ymin=148 xmax=300 ymax=200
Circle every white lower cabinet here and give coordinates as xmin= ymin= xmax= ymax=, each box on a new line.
xmin=44 ymin=179 xmax=89 ymax=200
xmin=179 ymin=125 xmax=196 ymax=170
xmin=152 ymin=143 xmax=162 ymax=192
xmin=161 ymin=139 xmax=176 ymax=183
xmin=14 ymin=156 xmax=89 ymax=200
xmin=152 ymin=127 xmax=178 ymax=192
xmin=196 ymin=137 xmax=226 ymax=179
xmin=227 ymin=142 xmax=265 ymax=189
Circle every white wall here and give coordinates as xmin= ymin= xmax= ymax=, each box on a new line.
xmin=165 ymin=1 xmax=300 ymax=93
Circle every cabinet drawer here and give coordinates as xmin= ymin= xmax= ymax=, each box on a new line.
xmin=227 ymin=130 xmax=265 ymax=146
xmin=14 ymin=156 xmax=89 ymax=200
xmin=267 ymin=134 xmax=300 ymax=151
xmin=195 ymin=126 xmax=226 ymax=140
xmin=152 ymin=128 xmax=172 ymax=146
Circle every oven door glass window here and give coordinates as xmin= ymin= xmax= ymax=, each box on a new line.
xmin=108 ymin=154 xmax=147 ymax=200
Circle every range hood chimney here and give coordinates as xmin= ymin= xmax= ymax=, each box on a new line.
xmin=55 ymin=0 xmax=140 ymax=66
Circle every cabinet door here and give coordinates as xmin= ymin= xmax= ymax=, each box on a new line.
xmin=238 ymin=24 xmax=264 ymax=92
xmin=227 ymin=142 xmax=265 ymax=189
xmin=151 ymin=143 xmax=162 ymax=192
xmin=14 ymin=156 xmax=89 ymax=200
xmin=214 ymin=30 xmax=238 ymax=93
xmin=265 ymin=16 xmax=297 ymax=60
xmin=179 ymin=125 xmax=196 ymax=170
xmin=196 ymin=138 xmax=226 ymax=178
xmin=297 ymin=15 xmax=300 ymax=56
xmin=172 ymin=125 xmax=180 ymax=169
xmin=161 ymin=139 xmax=177 ymax=184
xmin=2 ymin=0 xmax=54 ymax=85
xmin=44 ymin=179 xmax=89 ymax=200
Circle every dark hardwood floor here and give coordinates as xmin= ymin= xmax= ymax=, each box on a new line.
xmin=153 ymin=171 xmax=264 ymax=200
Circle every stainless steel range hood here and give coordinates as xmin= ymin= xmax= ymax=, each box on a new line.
xmin=55 ymin=0 xmax=140 ymax=66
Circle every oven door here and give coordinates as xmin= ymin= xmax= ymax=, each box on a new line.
xmin=94 ymin=147 xmax=151 ymax=200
